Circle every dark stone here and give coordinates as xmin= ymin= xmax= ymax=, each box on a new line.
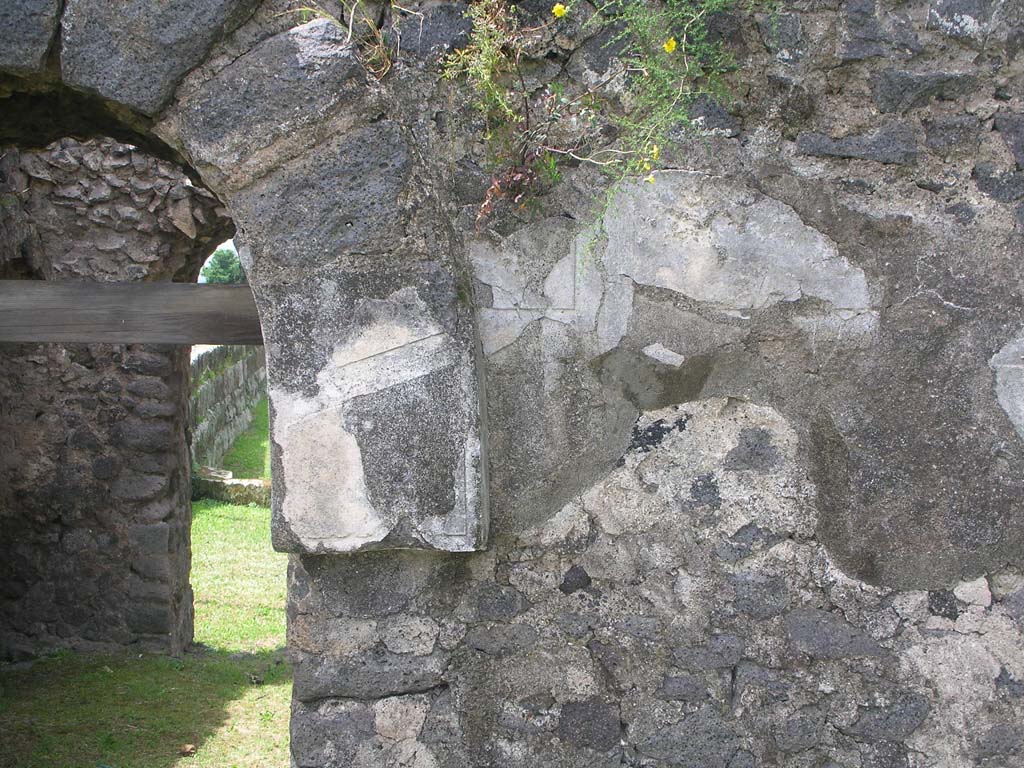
xmin=928 ymin=0 xmax=992 ymax=41
xmin=758 ymin=13 xmax=804 ymax=62
xmin=688 ymin=96 xmax=741 ymax=138
xmin=774 ymin=707 xmax=824 ymax=751
xmin=797 ymin=123 xmax=919 ymax=165
xmin=127 ymin=377 xmax=171 ymax=399
xmin=112 ymin=472 xmax=169 ymax=502
xmin=975 ymin=723 xmax=1024 ymax=758
xmin=995 ymin=112 xmax=1024 ymax=168
xmin=68 ymin=426 xmax=101 ymax=450
xmin=871 ymin=71 xmax=976 ymax=113
xmin=291 ymin=648 xmax=449 ymax=701
xmin=121 ymin=351 xmax=172 ymax=377
xmin=615 ymin=615 xmax=661 ymax=642
xmin=587 ymin=638 xmax=625 ymax=680
xmin=130 ymin=523 xmax=169 ymax=555
xmin=126 ymin=601 xmax=172 ymax=634
xmin=290 ymin=699 xmax=375 ymax=768
xmin=230 ymin=120 xmax=410 ymax=283
xmin=339 ymin=363 xmax=478 ymax=550
xmin=927 ymin=589 xmax=961 ymax=619
xmin=785 ymin=608 xmax=884 ymax=659
xmin=974 ymin=163 xmax=1024 ymax=202
xmin=727 ymin=752 xmax=757 ymax=768
xmin=91 ymin=455 xmax=121 ymax=480
xmin=840 ymin=0 xmax=887 ymax=60
xmin=733 ymin=662 xmax=790 ymax=703
xmin=860 ymin=741 xmax=910 ymax=768
xmin=731 ymin=573 xmax=789 ymax=618
xmin=295 ymin=550 xmax=457 ymax=618
xmin=944 ymin=202 xmax=976 ymax=224
xmin=637 ymin=706 xmax=740 ymax=767
xmin=841 ymin=694 xmax=930 ymax=742
xmin=996 ymin=667 xmax=1024 ymax=698
xmin=690 ymin=473 xmax=722 ymax=510
xmin=559 ymin=565 xmax=592 ymax=594
xmin=476 ymin=583 xmax=530 ymax=620
xmin=0 ymin=0 xmax=61 ymax=75
xmin=629 ymin=414 xmax=689 ymax=454
xmin=559 ymin=612 xmax=596 ymax=638
xmin=463 ymin=624 xmax=538 ymax=656
xmin=724 ymin=428 xmax=781 ymax=472
xmin=131 ymin=554 xmax=171 ymax=581
xmin=567 ymin=23 xmax=629 ymax=80
xmin=177 ymin=19 xmax=370 ymax=190
xmin=392 ymin=4 xmax=472 ymax=59
xmin=114 ymin=420 xmax=173 ymax=453
xmin=557 ymin=697 xmax=621 ymax=752
xmin=716 ymin=523 xmax=784 ymax=562
xmin=420 ymin=689 xmax=462 ymax=745
xmin=61 ymin=0 xmax=261 ymax=115
xmin=660 ymin=673 xmax=709 ymax=702
xmin=673 ymin=633 xmax=744 ymax=670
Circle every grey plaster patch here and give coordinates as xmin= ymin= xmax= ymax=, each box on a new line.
xmin=991 ymin=331 xmax=1024 ymax=440
xmin=471 ymin=219 xmax=608 ymax=356
xmin=272 ymin=287 xmax=486 ymax=553
xmin=603 ymin=172 xmax=871 ymax=317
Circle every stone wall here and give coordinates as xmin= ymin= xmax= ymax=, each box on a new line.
xmin=189 ymin=344 xmax=267 ymax=470
xmin=0 ymin=137 xmax=231 ymax=660
xmin=279 ymin=1 xmax=1024 ymax=765
xmin=2 ymin=0 xmax=1024 ymax=764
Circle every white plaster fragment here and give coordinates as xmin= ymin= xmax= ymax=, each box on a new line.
xmin=281 ymin=406 xmax=390 ymax=549
xmin=642 ymin=342 xmax=686 ymax=367
xmin=990 ymin=331 xmax=1024 ymax=440
xmin=272 ymin=287 xmax=479 ymax=551
xmin=603 ymin=172 xmax=872 ymax=316
xmin=374 ymin=695 xmax=429 ymax=741
xmin=380 ymin=616 xmax=440 ymax=656
xmin=953 ymin=576 xmax=992 ymax=608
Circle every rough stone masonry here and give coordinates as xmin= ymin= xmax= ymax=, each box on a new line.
xmin=0 ymin=137 xmax=232 ymax=658
xmin=2 ymin=0 xmax=1024 ymax=765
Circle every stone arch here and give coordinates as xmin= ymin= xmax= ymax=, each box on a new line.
xmin=1 ymin=5 xmax=488 ymax=558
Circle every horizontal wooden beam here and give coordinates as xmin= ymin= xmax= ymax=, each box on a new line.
xmin=0 ymin=281 xmax=263 ymax=344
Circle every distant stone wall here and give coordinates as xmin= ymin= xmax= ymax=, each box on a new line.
xmin=189 ymin=344 xmax=266 ymax=470
xmin=0 ymin=137 xmax=231 ymax=660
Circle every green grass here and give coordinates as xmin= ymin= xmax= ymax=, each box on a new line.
xmin=191 ymin=501 xmax=286 ymax=651
xmin=222 ymin=398 xmax=270 ymax=480
xmin=0 ymin=502 xmax=289 ymax=768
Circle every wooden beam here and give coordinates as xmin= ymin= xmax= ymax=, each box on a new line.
xmin=0 ymin=281 xmax=263 ymax=344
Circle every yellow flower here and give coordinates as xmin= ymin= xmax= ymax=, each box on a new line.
xmin=663 ymin=37 xmax=677 ymax=53
xmin=645 ymin=173 xmax=656 ymax=184
xmin=651 ymin=144 xmax=660 ymax=161
xmin=642 ymin=161 xmax=652 ymax=171
xmin=552 ymin=3 xmax=567 ymax=17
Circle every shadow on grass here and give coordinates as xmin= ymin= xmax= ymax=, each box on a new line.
xmin=0 ymin=644 xmax=290 ymax=768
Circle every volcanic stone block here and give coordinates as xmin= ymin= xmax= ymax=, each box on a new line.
xmin=0 ymin=0 xmax=61 ymax=75
xmin=61 ymin=0 xmax=260 ymax=115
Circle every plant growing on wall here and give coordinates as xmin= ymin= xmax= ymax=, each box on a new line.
xmin=444 ymin=0 xmax=746 ymax=220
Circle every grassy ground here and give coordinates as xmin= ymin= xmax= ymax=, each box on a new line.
xmin=0 ymin=501 xmax=290 ymax=768
xmin=221 ymin=397 xmax=270 ymax=480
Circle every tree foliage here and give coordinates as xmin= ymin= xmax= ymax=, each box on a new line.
xmin=200 ymin=247 xmax=246 ymax=284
